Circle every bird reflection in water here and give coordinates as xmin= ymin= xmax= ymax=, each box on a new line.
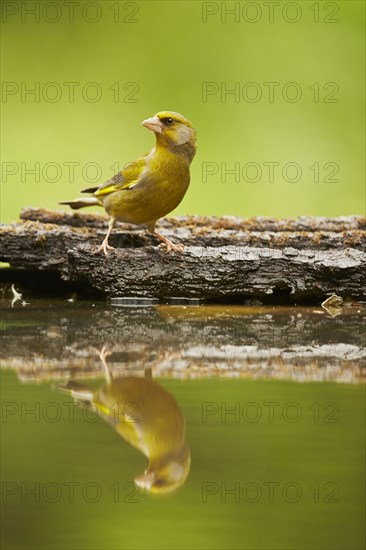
xmin=57 ymin=347 xmax=190 ymax=494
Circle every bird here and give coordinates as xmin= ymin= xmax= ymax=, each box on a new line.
xmin=60 ymin=111 xmax=197 ymax=255
xmin=56 ymin=347 xmax=191 ymax=494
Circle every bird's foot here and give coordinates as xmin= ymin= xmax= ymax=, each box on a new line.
xmin=153 ymin=232 xmax=184 ymax=253
xmin=161 ymin=240 xmax=184 ymax=253
xmin=94 ymin=241 xmax=115 ymax=257
xmin=93 ymin=344 xmax=112 ymax=363
xmin=92 ymin=345 xmax=113 ymax=383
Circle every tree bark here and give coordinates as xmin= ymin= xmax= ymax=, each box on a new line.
xmin=1 ymin=208 xmax=365 ymax=302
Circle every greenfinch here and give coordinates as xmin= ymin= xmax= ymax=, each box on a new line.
xmin=60 ymin=111 xmax=197 ymax=255
xmin=57 ymin=348 xmax=191 ymax=494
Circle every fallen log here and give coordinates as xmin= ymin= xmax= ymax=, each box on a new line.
xmin=1 ymin=208 xmax=365 ymax=302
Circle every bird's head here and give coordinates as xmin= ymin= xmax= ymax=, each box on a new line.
xmin=141 ymin=111 xmax=196 ymax=162
xmin=134 ymin=445 xmax=191 ymax=495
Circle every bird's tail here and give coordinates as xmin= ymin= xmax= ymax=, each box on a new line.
xmin=59 ymin=197 xmax=100 ymax=210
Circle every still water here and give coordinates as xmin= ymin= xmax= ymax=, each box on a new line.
xmin=1 ymin=301 xmax=365 ymax=550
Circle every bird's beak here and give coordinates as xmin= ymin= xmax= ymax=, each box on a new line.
xmin=141 ymin=115 xmax=163 ymax=134
xmin=134 ymin=471 xmax=156 ymax=491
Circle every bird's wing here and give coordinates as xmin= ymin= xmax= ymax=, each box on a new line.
xmin=88 ymin=154 xmax=149 ymax=198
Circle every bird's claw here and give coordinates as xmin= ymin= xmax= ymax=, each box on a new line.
xmin=92 ymin=345 xmax=113 ymax=383
xmin=160 ymin=241 xmax=184 ymax=253
xmin=92 ymin=345 xmax=112 ymax=362
xmin=165 ymin=242 xmax=184 ymax=253
xmin=94 ymin=242 xmax=116 ymax=257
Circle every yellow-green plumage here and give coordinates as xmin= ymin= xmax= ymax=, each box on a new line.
xmin=102 ymin=149 xmax=190 ymax=226
xmin=60 ymin=111 xmax=197 ymax=255
xmin=57 ymin=349 xmax=191 ymax=494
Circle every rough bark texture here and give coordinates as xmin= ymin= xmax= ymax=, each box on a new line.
xmin=1 ymin=208 xmax=365 ymax=301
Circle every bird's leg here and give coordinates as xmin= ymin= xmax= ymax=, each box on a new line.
xmin=95 ymin=217 xmax=116 ymax=256
xmin=144 ymin=367 xmax=153 ymax=380
xmin=93 ymin=345 xmax=113 ymax=384
xmin=148 ymin=223 xmax=184 ymax=253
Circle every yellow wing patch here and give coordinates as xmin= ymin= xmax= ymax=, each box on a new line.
xmin=93 ymin=157 xmax=147 ymax=197
xmin=93 ymin=402 xmax=114 ymax=416
xmin=94 ymin=184 xmax=121 ymax=197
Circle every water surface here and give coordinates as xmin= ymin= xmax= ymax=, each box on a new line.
xmin=1 ymin=301 xmax=365 ymax=550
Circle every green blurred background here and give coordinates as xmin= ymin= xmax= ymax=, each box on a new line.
xmin=1 ymin=0 xmax=365 ymax=223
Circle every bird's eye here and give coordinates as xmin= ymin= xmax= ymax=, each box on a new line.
xmin=153 ymin=478 xmax=167 ymax=488
xmin=164 ymin=117 xmax=174 ymax=125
